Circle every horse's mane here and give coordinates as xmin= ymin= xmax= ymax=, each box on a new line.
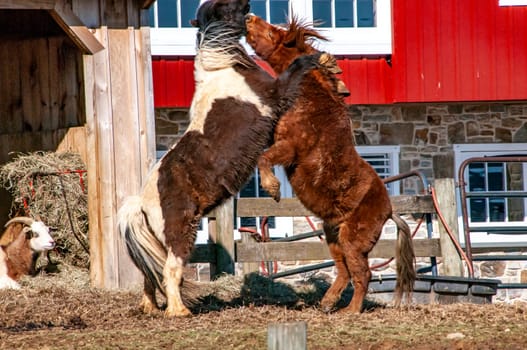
xmin=283 ymin=14 xmax=329 ymax=51
xmin=196 ymin=21 xmax=256 ymax=71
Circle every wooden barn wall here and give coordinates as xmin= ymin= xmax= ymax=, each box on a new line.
xmin=0 ymin=11 xmax=86 ymax=162
xmin=392 ymin=0 xmax=527 ymax=102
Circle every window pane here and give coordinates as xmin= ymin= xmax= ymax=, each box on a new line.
xmin=489 ymin=198 xmax=505 ymax=222
xmin=158 ymin=0 xmax=178 ymax=27
xmin=488 ymin=162 xmax=504 ymax=191
xmin=181 ymin=0 xmax=200 ymax=28
xmin=470 ymin=198 xmax=487 ymax=222
xmin=357 ymin=0 xmax=375 ymax=27
xmin=313 ymin=0 xmax=332 ymax=27
xmin=270 ymin=0 xmax=289 ymax=24
xmin=508 ymin=198 xmax=525 ymax=222
xmin=468 ymin=163 xmax=486 ymax=191
xmin=251 ymin=0 xmax=267 ymax=19
xmin=335 ymin=0 xmax=354 ymax=27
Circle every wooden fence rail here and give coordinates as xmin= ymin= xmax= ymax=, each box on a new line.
xmin=189 ymin=192 xmax=461 ymax=279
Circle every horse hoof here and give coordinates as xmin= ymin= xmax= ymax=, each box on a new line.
xmin=164 ymin=307 xmax=192 ymax=318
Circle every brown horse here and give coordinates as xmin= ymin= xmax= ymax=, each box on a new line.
xmin=245 ymin=14 xmax=416 ymax=313
xmin=118 ymin=0 xmax=325 ymax=317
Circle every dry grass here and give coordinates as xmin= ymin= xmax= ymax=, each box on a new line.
xmin=1 ymin=266 xmax=527 ymax=349
xmin=0 ymin=151 xmax=88 ymax=267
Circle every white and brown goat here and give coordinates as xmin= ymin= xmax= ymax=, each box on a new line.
xmin=0 ymin=217 xmax=55 ymax=289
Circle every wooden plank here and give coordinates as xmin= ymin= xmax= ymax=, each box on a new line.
xmin=235 ymin=238 xmax=442 ymax=262
xmin=210 ymin=198 xmax=235 ymax=276
xmin=268 ymin=322 xmax=307 ymax=350
xmin=135 ymin=26 xmax=156 ymax=178
xmin=435 ymin=178 xmax=464 ymax=276
xmin=86 ymin=27 xmax=122 ymax=288
xmin=235 ymin=195 xmax=435 ymax=218
xmin=240 ymin=231 xmax=259 ymax=274
xmin=37 ymin=38 xmax=52 ymax=129
xmin=108 ymin=27 xmax=144 ymax=288
xmin=62 ymin=42 xmax=82 ymax=127
xmin=56 ymin=126 xmax=88 ymax=164
xmin=47 ymin=36 xmax=61 ymax=130
xmin=390 ymin=195 xmax=435 ymax=214
xmin=20 ymin=40 xmax=39 ymax=132
xmin=50 ymin=3 xmax=105 ymax=54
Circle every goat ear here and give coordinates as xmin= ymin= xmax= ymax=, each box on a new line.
xmin=22 ymin=227 xmax=33 ymax=239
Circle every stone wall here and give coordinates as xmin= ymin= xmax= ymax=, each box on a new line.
xmin=155 ymin=102 xmax=527 ymax=303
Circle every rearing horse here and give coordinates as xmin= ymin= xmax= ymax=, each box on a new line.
xmin=118 ymin=0 xmax=325 ymax=317
xmin=245 ymin=14 xmax=416 ymax=313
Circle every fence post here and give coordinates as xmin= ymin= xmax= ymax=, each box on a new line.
xmin=435 ymin=178 xmax=464 ymax=276
xmin=268 ymin=322 xmax=307 ymax=350
xmin=209 ymin=197 xmax=235 ymax=278
xmin=240 ymin=230 xmax=260 ymax=275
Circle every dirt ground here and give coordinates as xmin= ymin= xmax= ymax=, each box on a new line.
xmin=1 ymin=265 xmax=527 ymax=350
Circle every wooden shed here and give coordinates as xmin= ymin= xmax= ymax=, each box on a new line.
xmin=0 ymin=0 xmax=157 ymax=289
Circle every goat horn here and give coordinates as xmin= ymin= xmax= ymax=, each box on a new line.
xmin=5 ymin=216 xmax=35 ymax=228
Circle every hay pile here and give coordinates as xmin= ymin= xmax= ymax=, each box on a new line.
xmin=0 ymin=151 xmax=89 ymax=268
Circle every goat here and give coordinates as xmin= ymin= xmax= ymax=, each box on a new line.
xmin=0 ymin=217 xmax=55 ymax=289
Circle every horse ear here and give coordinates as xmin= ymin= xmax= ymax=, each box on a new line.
xmin=283 ymin=32 xmax=297 ymax=48
xmin=190 ymin=19 xmax=198 ymax=27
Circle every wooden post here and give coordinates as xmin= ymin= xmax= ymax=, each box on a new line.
xmin=240 ymin=230 xmax=260 ymax=275
xmin=434 ymin=178 xmax=464 ymax=277
xmin=209 ymin=197 xmax=235 ymax=278
xmin=268 ymin=322 xmax=307 ymax=350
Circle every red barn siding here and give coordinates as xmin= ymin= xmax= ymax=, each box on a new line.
xmin=152 ymin=57 xmax=392 ymax=107
xmin=392 ymin=0 xmax=527 ymax=102
xmin=339 ymin=58 xmax=393 ymax=104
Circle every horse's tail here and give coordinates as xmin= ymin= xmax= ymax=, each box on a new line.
xmin=118 ymin=196 xmax=166 ymax=293
xmin=391 ymin=213 xmax=416 ymax=306
xmin=117 ymin=196 xmax=208 ymax=306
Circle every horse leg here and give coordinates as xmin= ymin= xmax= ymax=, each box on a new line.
xmin=140 ymin=276 xmax=159 ymax=314
xmin=163 ymin=247 xmax=192 ymax=317
xmin=257 ymin=140 xmax=296 ymax=202
xmin=320 ymin=223 xmax=351 ymax=313
xmin=339 ymin=219 xmax=383 ymax=313
xmin=161 ymin=208 xmax=200 ymax=317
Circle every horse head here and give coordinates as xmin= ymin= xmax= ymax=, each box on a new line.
xmin=245 ymin=13 xmax=350 ymax=97
xmin=191 ymin=0 xmax=250 ymax=32
xmin=245 ymin=13 xmax=328 ymax=74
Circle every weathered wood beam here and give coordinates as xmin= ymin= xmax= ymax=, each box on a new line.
xmin=235 ymin=238 xmax=442 ymax=262
xmin=235 ymin=195 xmax=435 ymax=218
xmin=50 ymin=2 xmax=104 ymax=54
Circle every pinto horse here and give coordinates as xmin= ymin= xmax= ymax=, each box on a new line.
xmin=245 ymin=14 xmax=416 ymax=313
xmin=118 ymin=0 xmax=325 ymax=317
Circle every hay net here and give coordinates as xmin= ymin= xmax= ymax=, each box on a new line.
xmin=0 ymin=151 xmax=89 ymax=268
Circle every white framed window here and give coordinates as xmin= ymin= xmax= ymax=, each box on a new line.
xmin=356 ymin=145 xmax=400 ymax=195
xmin=148 ymin=0 xmax=392 ymax=56
xmin=454 ymin=143 xmax=527 ymax=246
xmin=499 ymin=0 xmax=527 ymax=6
